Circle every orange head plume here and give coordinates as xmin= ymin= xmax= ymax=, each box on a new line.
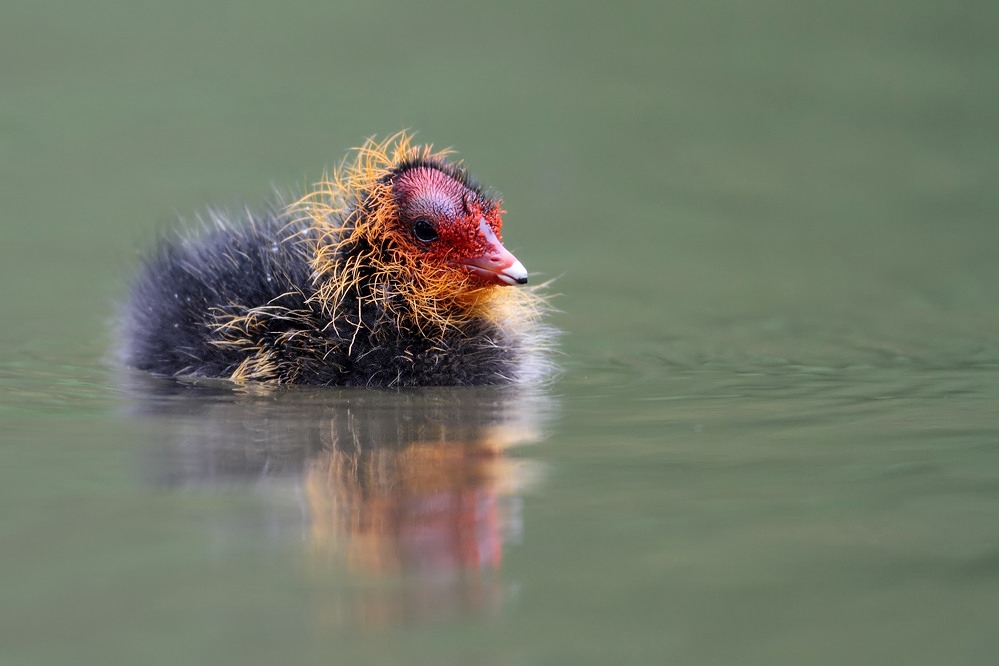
xmin=290 ymin=132 xmax=534 ymax=335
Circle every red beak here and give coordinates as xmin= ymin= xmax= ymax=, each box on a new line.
xmin=463 ymin=219 xmax=528 ymax=286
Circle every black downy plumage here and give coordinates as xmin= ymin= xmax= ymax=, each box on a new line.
xmin=119 ymin=134 xmax=555 ymax=387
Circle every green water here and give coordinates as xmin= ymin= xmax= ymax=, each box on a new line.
xmin=3 ymin=0 xmax=999 ymax=663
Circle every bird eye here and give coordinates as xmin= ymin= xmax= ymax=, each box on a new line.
xmin=411 ymin=217 xmax=438 ymax=243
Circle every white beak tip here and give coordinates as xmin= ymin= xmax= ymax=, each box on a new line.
xmin=500 ymin=259 xmax=529 ymax=286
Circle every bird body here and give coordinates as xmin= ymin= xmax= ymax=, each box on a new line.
xmin=120 ymin=133 xmax=554 ymax=387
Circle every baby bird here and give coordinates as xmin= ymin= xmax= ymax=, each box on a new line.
xmin=120 ymin=133 xmax=554 ymax=387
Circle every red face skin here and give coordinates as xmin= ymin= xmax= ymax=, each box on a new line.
xmin=392 ymin=166 xmax=527 ymax=287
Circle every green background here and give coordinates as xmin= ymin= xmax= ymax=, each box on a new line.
xmin=2 ymin=1 xmax=998 ymax=664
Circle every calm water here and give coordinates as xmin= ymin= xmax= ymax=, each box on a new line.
xmin=3 ymin=0 xmax=999 ymax=664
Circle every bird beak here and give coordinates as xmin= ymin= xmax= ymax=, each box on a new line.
xmin=463 ymin=218 xmax=529 ymax=286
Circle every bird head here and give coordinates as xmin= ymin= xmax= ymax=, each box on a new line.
xmin=390 ymin=164 xmax=527 ymax=287
xmin=295 ymin=133 xmax=535 ymax=330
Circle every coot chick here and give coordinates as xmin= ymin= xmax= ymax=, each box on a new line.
xmin=120 ymin=133 xmax=554 ymax=387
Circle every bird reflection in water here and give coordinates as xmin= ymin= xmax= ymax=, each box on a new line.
xmin=126 ymin=375 xmax=552 ymax=627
